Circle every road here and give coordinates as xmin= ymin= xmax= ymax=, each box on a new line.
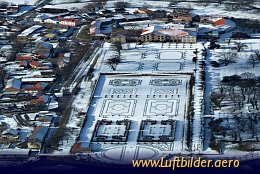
xmin=63 ymin=40 xmax=102 ymax=89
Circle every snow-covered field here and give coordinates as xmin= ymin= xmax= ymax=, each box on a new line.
xmin=208 ymin=38 xmax=260 ymax=82
xmin=79 ymin=74 xmax=191 ymax=163
xmin=177 ymin=2 xmax=260 ymax=20
xmin=50 ymin=0 xmax=90 ymax=4
xmin=43 ymin=3 xmax=89 ymax=10
xmin=106 ymin=0 xmax=170 ymax=8
xmin=3 ymin=0 xmax=38 ymax=5
xmin=70 ymin=42 xmax=207 ymax=163
xmin=101 ymin=42 xmax=203 ymax=74
xmin=203 ymin=33 xmax=260 ymax=154
xmin=42 ymin=0 xmax=91 ymax=10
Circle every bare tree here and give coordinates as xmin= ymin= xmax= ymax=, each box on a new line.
xmin=113 ymin=41 xmax=123 ymax=56
xmin=114 ymin=1 xmax=130 ymax=8
xmin=210 ymin=92 xmax=225 ymax=109
xmin=80 ymin=0 xmax=107 ymax=13
xmin=254 ymin=50 xmax=260 ymax=61
xmin=248 ymin=53 xmax=258 ymax=67
xmin=0 ymin=1 xmax=8 ymax=8
xmin=240 ymin=72 xmax=256 ymax=80
xmin=224 ymin=0 xmax=256 ymax=11
xmin=197 ymin=0 xmax=213 ymax=7
xmin=95 ymin=0 xmax=107 ymax=9
xmin=7 ymin=40 xmax=25 ymax=61
xmin=106 ymin=54 xmax=122 ymax=71
xmin=106 ymin=59 xmax=116 ymax=71
xmin=233 ymin=42 xmax=248 ymax=52
xmin=218 ymin=51 xmax=237 ymax=66
xmin=80 ymin=3 xmax=97 ymax=13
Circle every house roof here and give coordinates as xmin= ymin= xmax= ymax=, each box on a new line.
xmin=6 ymin=78 xmax=22 ymax=90
xmin=19 ymin=61 xmax=29 ymax=67
xmin=124 ymin=14 xmax=148 ymax=20
xmin=45 ymin=33 xmax=55 ymax=39
xmin=38 ymin=95 xmax=50 ymax=103
xmin=61 ymin=18 xmax=79 ymax=22
xmin=30 ymin=61 xmax=41 ymax=67
xmin=18 ymin=25 xmax=43 ymax=37
xmin=38 ymin=52 xmax=50 ymax=59
xmin=35 ymin=14 xmax=49 ymax=20
xmin=40 ymin=42 xmax=53 ymax=49
xmin=21 ymin=77 xmax=54 ymax=82
xmin=136 ymin=8 xmax=153 ymax=14
xmin=215 ymin=18 xmax=226 ymax=26
xmin=7 ymin=129 xmax=19 ymax=135
xmin=214 ymin=18 xmax=236 ymax=32
xmin=215 ymin=18 xmax=236 ymax=28
xmin=64 ymin=53 xmax=71 ymax=58
xmin=35 ymin=82 xmax=48 ymax=89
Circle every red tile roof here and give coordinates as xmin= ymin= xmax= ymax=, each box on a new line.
xmin=215 ymin=18 xmax=227 ymax=26
xmin=30 ymin=61 xmax=41 ymax=67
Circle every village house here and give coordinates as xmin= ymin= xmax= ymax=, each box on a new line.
xmin=16 ymin=53 xmax=34 ymax=61
xmin=150 ymin=10 xmax=167 ymax=19
xmin=2 ymin=129 xmax=19 ymax=138
xmin=168 ymin=8 xmax=200 ymax=23
xmin=123 ymin=14 xmax=149 ymax=22
xmin=114 ymin=8 xmax=126 ymax=14
xmin=169 ymin=12 xmax=192 ymax=22
xmin=199 ymin=18 xmax=237 ymax=39
xmin=10 ymin=20 xmax=29 ymax=32
xmin=21 ymin=82 xmax=48 ymax=92
xmin=90 ymin=15 xmax=128 ymax=40
xmin=214 ymin=18 xmax=236 ymax=34
xmin=135 ymin=8 xmax=167 ymax=19
xmin=19 ymin=61 xmax=29 ymax=68
xmin=110 ymin=35 xmax=127 ymax=43
xmin=34 ymin=14 xmax=50 ymax=23
xmin=31 ymin=95 xmax=50 ymax=104
xmin=29 ymin=61 xmax=42 ymax=69
xmin=17 ymin=25 xmax=44 ymax=40
xmin=39 ymin=7 xmax=68 ymax=14
xmin=35 ymin=42 xmax=53 ymax=56
xmin=43 ymin=16 xmax=82 ymax=26
xmin=0 ymin=92 xmax=32 ymax=101
xmin=60 ymin=18 xmax=82 ymax=26
xmin=28 ymin=125 xmax=49 ymax=148
xmin=5 ymin=78 xmax=22 ymax=92
xmin=111 ymin=28 xmax=141 ymax=42
xmin=44 ymin=17 xmax=60 ymax=25
xmin=135 ymin=8 xmax=153 ymax=15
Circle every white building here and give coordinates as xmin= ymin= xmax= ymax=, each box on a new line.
xmin=60 ymin=18 xmax=82 ymax=26
xmin=141 ymin=25 xmax=197 ymax=43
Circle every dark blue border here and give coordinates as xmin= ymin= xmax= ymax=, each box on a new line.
xmin=1 ymin=158 xmax=260 ymax=174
